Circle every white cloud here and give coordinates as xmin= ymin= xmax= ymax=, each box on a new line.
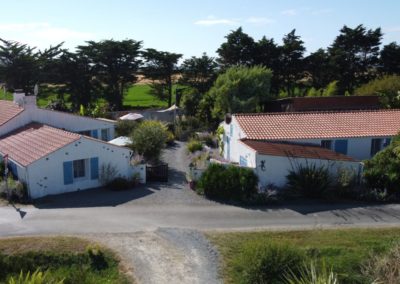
xmin=246 ymin=17 xmax=275 ymax=25
xmin=194 ymin=16 xmax=238 ymax=26
xmin=0 ymin=22 xmax=95 ymax=50
xmin=281 ymin=9 xmax=297 ymax=16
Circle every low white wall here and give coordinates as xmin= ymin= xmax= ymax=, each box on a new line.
xmin=130 ymin=164 xmax=146 ymax=184
xmin=25 ymin=137 xmax=134 ymax=199
xmin=255 ymin=154 xmax=362 ymax=188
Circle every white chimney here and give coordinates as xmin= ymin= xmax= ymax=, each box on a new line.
xmin=13 ymin=90 xmax=25 ymax=106
xmin=13 ymin=90 xmax=37 ymax=108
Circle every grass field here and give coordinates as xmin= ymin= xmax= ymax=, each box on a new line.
xmin=0 ymin=236 xmax=130 ymax=283
xmin=208 ymin=228 xmax=400 ymax=284
xmin=1 ymin=84 xmax=174 ymax=109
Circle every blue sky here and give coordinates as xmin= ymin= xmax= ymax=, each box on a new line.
xmin=0 ymin=0 xmax=399 ymax=58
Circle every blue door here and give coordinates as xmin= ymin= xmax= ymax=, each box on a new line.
xmin=335 ymin=140 xmax=348 ymax=155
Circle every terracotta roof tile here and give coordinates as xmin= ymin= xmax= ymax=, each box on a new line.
xmin=0 ymin=100 xmax=24 ymax=126
xmin=235 ymin=110 xmax=400 ymax=140
xmin=241 ymin=140 xmax=356 ymax=162
xmin=0 ymin=123 xmax=80 ymax=167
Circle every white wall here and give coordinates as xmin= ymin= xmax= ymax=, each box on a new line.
xmin=255 ymin=154 xmax=362 ymax=188
xmin=222 ymin=117 xmax=246 ymax=163
xmin=24 ymin=137 xmax=136 ymax=199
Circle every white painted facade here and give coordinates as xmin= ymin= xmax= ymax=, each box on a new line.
xmin=9 ymin=136 xmax=145 ymax=199
xmin=234 ymin=141 xmax=361 ymax=188
xmin=222 ymin=117 xmax=393 ymax=162
xmin=0 ymin=95 xmax=116 ymax=140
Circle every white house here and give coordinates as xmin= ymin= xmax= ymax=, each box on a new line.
xmin=0 ymin=92 xmax=116 ymax=140
xmin=0 ymin=92 xmax=145 ymax=199
xmin=222 ymin=110 xmax=400 ymax=162
xmin=221 ymin=110 xmax=400 ymax=188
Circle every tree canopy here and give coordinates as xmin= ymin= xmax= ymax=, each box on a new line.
xmin=207 ymin=65 xmax=273 ymax=119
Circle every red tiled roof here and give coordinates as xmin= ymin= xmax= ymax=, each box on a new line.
xmin=234 ymin=110 xmax=400 ymax=140
xmin=241 ymin=140 xmax=356 ymax=162
xmin=0 ymin=123 xmax=80 ymax=166
xmin=0 ymin=100 xmax=24 ymax=126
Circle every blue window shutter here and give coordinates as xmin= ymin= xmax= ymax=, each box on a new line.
xmin=335 ymin=140 xmax=348 ymax=155
xmin=63 ymin=161 xmax=73 ymax=185
xmin=91 ymin=129 xmax=98 ymax=139
xmin=90 ymin=157 xmax=99 ymax=180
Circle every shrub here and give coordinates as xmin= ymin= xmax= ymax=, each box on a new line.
xmin=166 ymin=131 xmax=175 ymax=145
xmin=187 ymin=139 xmax=203 ymax=153
xmin=130 ymin=120 xmax=168 ymax=162
xmin=107 ymin=177 xmax=131 ymax=191
xmin=285 ymin=261 xmax=339 ymax=284
xmin=198 ymin=163 xmax=258 ymax=202
xmin=86 ymin=245 xmax=108 ymax=271
xmin=237 ymin=242 xmax=306 ymax=284
xmin=8 ymin=269 xmax=64 ymax=284
xmin=115 ymin=120 xmax=138 ymax=137
xmin=333 ymin=167 xmax=358 ymax=198
xmin=286 ymin=163 xmax=331 ymax=198
xmin=362 ymin=243 xmax=400 ymax=284
xmin=363 ymin=134 xmax=400 ymax=195
xmin=99 ymin=163 xmax=118 ymax=186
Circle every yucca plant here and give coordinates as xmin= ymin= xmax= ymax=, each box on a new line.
xmin=285 ymin=261 xmax=339 ymax=284
xmin=8 ymin=270 xmax=64 ymax=284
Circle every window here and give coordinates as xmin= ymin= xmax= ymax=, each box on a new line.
xmin=321 ymin=140 xmax=332 ymax=149
xmin=73 ymin=159 xmax=86 ymax=179
xmin=334 ymin=140 xmax=348 ymax=155
xmin=78 ymin=130 xmax=91 ymax=136
xmin=101 ymin=129 xmax=109 ymax=141
xmin=370 ymin=138 xmax=383 ymax=156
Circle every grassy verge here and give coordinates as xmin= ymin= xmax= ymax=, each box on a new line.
xmin=0 ymin=236 xmax=131 ymax=284
xmin=207 ymin=228 xmax=400 ymax=284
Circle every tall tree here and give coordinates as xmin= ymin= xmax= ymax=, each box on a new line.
xmin=180 ymin=53 xmax=218 ymax=94
xmin=207 ymin=65 xmax=273 ymax=119
xmin=142 ymin=48 xmax=182 ymax=107
xmin=304 ymin=48 xmax=332 ymax=89
xmin=280 ymin=29 xmax=306 ymax=97
xmin=0 ymin=39 xmax=39 ymax=93
xmin=78 ymin=39 xmax=142 ymax=109
xmin=217 ymin=27 xmax=256 ymax=67
xmin=328 ymin=24 xmax=382 ymax=94
xmin=380 ymin=42 xmax=400 ymax=75
xmin=253 ymin=36 xmax=282 ymax=95
xmin=56 ymin=50 xmax=98 ymax=110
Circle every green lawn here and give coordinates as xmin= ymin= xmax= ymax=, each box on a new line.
xmin=1 ymin=84 xmax=175 ymax=109
xmin=0 ymin=236 xmax=131 ymax=284
xmin=207 ymin=228 xmax=400 ymax=284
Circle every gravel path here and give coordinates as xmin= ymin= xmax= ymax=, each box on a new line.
xmin=91 ymin=228 xmax=221 ymax=284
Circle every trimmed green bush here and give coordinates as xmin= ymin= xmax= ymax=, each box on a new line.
xmin=130 ymin=120 xmax=168 ymax=162
xmin=237 ymin=242 xmax=306 ymax=284
xmin=187 ymin=139 xmax=203 ymax=153
xmin=198 ymin=164 xmax=258 ymax=202
xmin=286 ymin=163 xmax=331 ymax=198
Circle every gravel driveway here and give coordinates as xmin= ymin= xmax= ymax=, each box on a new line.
xmin=91 ymin=228 xmax=221 ymax=284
